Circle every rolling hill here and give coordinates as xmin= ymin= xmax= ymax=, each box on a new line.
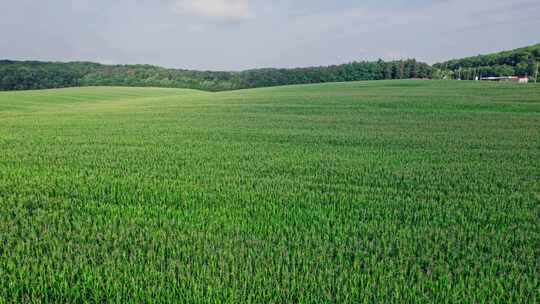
xmin=2 ymin=44 xmax=539 ymax=92
xmin=1 ymin=80 xmax=539 ymax=302
xmin=434 ymin=44 xmax=540 ymax=80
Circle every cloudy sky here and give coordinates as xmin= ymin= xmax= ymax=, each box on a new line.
xmin=1 ymin=0 xmax=539 ymax=70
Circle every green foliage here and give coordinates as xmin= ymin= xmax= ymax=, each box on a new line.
xmin=0 ymin=59 xmax=432 ymax=92
xmin=1 ymin=81 xmax=539 ymax=302
xmin=434 ymin=44 xmax=540 ymax=79
xmin=2 ymin=44 xmax=540 ymax=91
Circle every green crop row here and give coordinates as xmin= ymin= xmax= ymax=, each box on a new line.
xmin=0 ymin=81 xmax=539 ymax=303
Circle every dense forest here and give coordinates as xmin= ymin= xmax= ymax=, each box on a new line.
xmin=1 ymin=43 xmax=538 ymax=92
xmin=434 ymin=44 xmax=540 ymax=80
xmin=0 ymin=59 xmax=431 ymax=92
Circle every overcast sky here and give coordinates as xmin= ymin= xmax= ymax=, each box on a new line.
xmin=1 ymin=0 xmax=539 ymax=70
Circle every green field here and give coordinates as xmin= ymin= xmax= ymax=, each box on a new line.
xmin=1 ymin=80 xmax=539 ymax=303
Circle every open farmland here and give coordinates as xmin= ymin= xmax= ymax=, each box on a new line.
xmin=0 ymin=80 xmax=539 ymax=302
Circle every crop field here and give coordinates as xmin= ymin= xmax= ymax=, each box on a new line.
xmin=0 ymin=80 xmax=539 ymax=303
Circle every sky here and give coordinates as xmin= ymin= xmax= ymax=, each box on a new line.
xmin=1 ymin=0 xmax=539 ymax=70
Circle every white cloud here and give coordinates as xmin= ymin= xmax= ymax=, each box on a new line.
xmin=174 ymin=0 xmax=253 ymax=22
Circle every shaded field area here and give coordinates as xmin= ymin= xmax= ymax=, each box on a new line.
xmin=0 ymin=80 xmax=539 ymax=303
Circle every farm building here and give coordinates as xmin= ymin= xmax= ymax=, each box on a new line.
xmin=480 ymin=76 xmax=529 ymax=83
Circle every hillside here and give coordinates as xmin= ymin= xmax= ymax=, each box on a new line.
xmin=1 ymin=81 xmax=539 ymax=302
xmin=0 ymin=59 xmax=431 ymax=92
xmin=1 ymin=43 xmax=539 ymax=92
xmin=434 ymin=44 xmax=540 ymax=80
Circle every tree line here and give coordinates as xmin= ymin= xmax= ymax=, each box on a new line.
xmin=434 ymin=44 xmax=540 ymax=81
xmin=0 ymin=59 xmax=432 ymax=92
xmin=1 ymin=43 xmax=538 ymax=92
